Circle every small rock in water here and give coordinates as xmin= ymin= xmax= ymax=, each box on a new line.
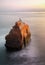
xmin=5 ymin=19 xmax=31 ymax=51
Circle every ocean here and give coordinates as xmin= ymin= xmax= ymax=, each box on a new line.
xmin=0 ymin=12 xmax=45 ymax=65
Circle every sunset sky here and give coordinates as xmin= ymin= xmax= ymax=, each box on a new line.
xmin=0 ymin=0 xmax=45 ymax=11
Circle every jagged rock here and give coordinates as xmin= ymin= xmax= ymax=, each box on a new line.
xmin=5 ymin=19 xmax=31 ymax=51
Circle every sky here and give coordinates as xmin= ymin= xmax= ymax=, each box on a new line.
xmin=0 ymin=0 xmax=45 ymax=11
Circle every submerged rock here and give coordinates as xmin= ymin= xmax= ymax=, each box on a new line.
xmin=5 ymin=19 xmax=31 ymax=51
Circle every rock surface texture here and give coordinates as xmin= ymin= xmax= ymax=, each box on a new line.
xmin=5 ymin=19 xmax=31 ymax=51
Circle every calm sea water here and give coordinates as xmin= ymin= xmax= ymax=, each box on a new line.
xmin=0 ymin=12 xmax=45 ymax=65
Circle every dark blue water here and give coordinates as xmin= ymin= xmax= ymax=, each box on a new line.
xmin=0 ymin=12 xmax=45 ymax=65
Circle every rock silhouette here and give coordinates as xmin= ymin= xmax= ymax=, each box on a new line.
xmin=5 ymin=19 xmax=31 ymax=51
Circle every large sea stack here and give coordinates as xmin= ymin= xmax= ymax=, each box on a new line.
xmin=5 ymin=19 xmax=31 ymax=50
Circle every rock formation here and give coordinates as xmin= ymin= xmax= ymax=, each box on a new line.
xmin=5 ymin=19 xmax=31 ymax=51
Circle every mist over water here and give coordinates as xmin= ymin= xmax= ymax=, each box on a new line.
xmin=0 ymin=12 xmax=45 ymax=65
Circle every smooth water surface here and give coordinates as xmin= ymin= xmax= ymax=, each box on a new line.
xmin=0 ymin=12 xmax=45 ymax=65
